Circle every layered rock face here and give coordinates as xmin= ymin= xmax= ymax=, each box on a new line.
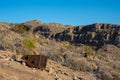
xmin=48 ymin=23 xmax=120 ymax=47
xmin=73 ymin=24 xmax=120 ymax=47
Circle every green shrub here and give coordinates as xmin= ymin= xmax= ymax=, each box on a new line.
xmin=23 ymin=38 xmax=36 ymax=49
xmin=62 ymin=41 xmax=70 ymax=48
xmin=23 ymin=38 xmax=36 ymax=55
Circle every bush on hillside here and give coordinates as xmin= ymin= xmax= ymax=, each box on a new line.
xmin=82 ymin=45 xmax=95 ymax=58
xmin=62 ymin=54 xmax=92 ymax=72
xmin=23 ymin=38 xmax=36 ymax=49
xmin=23 ymin=38 xmax=36 ymax=55
xmin=11 ymin=24 xmax=31 ymax=33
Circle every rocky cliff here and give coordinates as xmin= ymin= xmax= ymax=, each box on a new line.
xmin=29 ymin=21 xmax=120 ymax=48
xmin=54 ymin=23 xmax=120 ymax=47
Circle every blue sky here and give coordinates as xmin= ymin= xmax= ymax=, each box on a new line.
xmin=0 ymin=0 xmax=120 ymax=26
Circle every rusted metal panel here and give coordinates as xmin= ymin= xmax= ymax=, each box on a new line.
xmin=21 ymin=55 xmax=48 ymax=69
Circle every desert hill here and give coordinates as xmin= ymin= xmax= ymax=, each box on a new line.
xmin=0 ymin=20 xmax=120 ymax=80
xmin=22 ymin=20 xmax=120 ymax=48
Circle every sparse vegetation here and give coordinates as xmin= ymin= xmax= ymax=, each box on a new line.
xmin=11 ymin=24 xmax=31 ymax=33
xmin=82 ymin=45 xmax=95 ymax=58
xmin=23 ymin=38 xmax=36 ymax=49
xmin=37 ymin=37 xmax=49 ymax=46
xmin=63 ymin=57 xmax=92 ymax=72
xmin=62 ymin=41 xmax=70 ymax=48
xmin=23 ymin=38 xmax=36 ymax=55
xmin=0 ymin=21 xmax=120 ymax=80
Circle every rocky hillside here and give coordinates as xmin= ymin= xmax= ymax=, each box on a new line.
xmin=0 ymin=50 xmax=96 ymax=80
xmin=20 ymin=20 xmax=120 ymax=48
xmin=0 ymin=20 xmax=120 ymax=80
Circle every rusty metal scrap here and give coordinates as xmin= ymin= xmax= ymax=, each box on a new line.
xmin=21 ymin=55 xmax=48 ymax=69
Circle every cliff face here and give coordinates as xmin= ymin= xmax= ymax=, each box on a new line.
xmin=32 ymin=22 xmax=120 ymax=47
xmin=66 ymin=23 xmax=120 ymax=47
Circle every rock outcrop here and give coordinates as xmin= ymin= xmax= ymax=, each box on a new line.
xmin=53 ymin=23 xmax=120 ymax=48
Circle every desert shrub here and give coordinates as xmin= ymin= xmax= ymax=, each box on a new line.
xmin=58 ymin=47 xmax=66 ymax=53
xmin=23 ymin=38 xmax=36 ymax=55
xmin=96 ymin=48 xmax=104 ymax=54
xmin=36 ymin=36 xmax=49 ymax=47
xmin=111 ymin=70 xmax=120 ymax=80
xmin=62 ymin=41 xmax=70 ymax=47
xmin=0 ymin=36 xmax=15 ymax=51
xmin=11 ymin=24 xmax=31 ymax=33
xmin=63 ymin=56 xmax=92 ymax=72
xmin=96 ymin=65 xmax=116 ymax=80
xmin=82 ymin=45 xmax=95 ymax=58
xmin=0 ymin=42 xmax=6 ymax=50
xmin=48 ymin=53 xmax=64 ymax=64
xmin=59 ymin=41 xmax=76 ymax=53
xmin=96 ymin=72 xmax=114 ymax=80
xmin=0 ymin=36 xmax=6 ymax=50
xmin=37 ymin=37 xmax=44 ymax=44
xmin=24 ymin=38 xmax=36 ymax=49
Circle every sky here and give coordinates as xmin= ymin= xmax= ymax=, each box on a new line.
xmin=0 ymin=0 xmax=120 ymax=26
